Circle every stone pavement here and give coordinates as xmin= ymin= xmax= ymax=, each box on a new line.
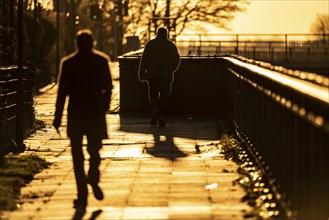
xmin=2 ymin=62 xmax=251 ymax=220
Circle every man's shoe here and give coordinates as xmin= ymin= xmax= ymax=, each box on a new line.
xmin=150 ymin=118 xmax=158 ymax=126
xmin=151 ymin=108 xmax=159 ymax=125
xmin=88 ymin=182 xmax=104 ymax=200
xmin=159 ymin=119 xmax=166 ymax=127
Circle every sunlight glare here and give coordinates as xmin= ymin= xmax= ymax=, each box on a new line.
xmin=32 ymin=0 xmax=53 ymax=10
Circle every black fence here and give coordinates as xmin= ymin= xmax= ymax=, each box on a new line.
xmin=0 ymin=66 xmax=35 ymax=155
xmin=175 ymin=34 xmax=329 ymax=76
xmin=224 ymin=57 xmax=329 ymax=220
xmin=118 ymin=53 xmax=329 ymax=219
xmin=176 ymin=34 xmax=329 ymax=62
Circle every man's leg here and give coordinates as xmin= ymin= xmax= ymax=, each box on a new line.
xmin=71 ymin=134 xmax=88 ymax=206
xmin=159 ymin=79 xmax=172 ymax=126
xmin=86 ymin=135 xmax=104 ymax=200
xmin=148 ymin=79 xmax=161 ymax=125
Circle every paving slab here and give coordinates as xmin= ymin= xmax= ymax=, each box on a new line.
xmin=2 ymin=62 xmax=252 ymax=220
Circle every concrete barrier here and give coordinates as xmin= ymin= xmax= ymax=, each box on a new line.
xmin=118 ymin=55 xmax=230 ymax=113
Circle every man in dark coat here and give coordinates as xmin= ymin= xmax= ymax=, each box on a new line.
xmin=138 ymin=27 xmax=180 ymax=126
xmin=53 ymin=29 xmax=113 ymax=210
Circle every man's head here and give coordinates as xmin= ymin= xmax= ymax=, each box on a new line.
xmin=156 ymin=27 xmax=168 ymax=38
xmin=76 ymin=29 xmax=95 ymax=51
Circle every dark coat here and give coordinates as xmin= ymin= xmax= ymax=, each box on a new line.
xmin=54 ymin=50 xmax=113 ymax=139
xmin=138 ymin=36 xmax=180 ymax=82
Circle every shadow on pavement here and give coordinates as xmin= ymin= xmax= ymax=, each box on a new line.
xmin=119 ymin=113 xmax=219 ymax=161
xmin=72 ymin=207 xmax=86 ymax=220
xmin=144 ymin=126 xmax=188 ymax=161
xmin=89 ymin=209 xmax=103 ymax=220
xmin=72 ymin=208 xmax=102 ymax=220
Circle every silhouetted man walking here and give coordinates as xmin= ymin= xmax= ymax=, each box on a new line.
xmin=53 ymin=29 xmax=112 ymax=211
xmin=138 ymin=27 xmax=180 ymax=126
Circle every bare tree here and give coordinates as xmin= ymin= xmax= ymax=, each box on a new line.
xmin=310 ymin=13 xmax=329 ymax=41
xmin=124 ymin=0 xmax=249 ymax=43
xmin=21 ymin=0 xmax=248 ymax=55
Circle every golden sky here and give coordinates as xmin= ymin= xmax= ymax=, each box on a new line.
xmin=229 ymin=0 xmax=329 ymax=34
xmin=39 ymin=0 xmax=328 ymax=35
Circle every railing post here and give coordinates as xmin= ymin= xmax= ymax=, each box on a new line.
xmin=198 ymin=34 xmax=202 ymax=55
xmin=253 ymin=47 xmax=256 ymax=59
xmin=235 ymin=34 xmax=239 ymax=54
xmin=285 ymin=34 xmax=288 ymax=62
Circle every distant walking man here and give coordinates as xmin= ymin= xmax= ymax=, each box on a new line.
xmin=138 ymin=27 xmax=180 ymax=126
xmin=53 ymin=29 xmax=113 ymax=210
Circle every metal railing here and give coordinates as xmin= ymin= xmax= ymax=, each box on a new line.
xmin=224 ymin=56 xmax=329 ymax=219
xmin=0 ymin=66 xmax=35 ymax=155
xmin=175 ymin=34 xmax=329 ymax=65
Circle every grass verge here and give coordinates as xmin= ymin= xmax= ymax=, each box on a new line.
xmin=0 ymin=155 xmax=50 ymax=212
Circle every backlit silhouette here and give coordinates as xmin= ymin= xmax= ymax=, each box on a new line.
xmin=53 ymin=29 xmax=113 ymax=213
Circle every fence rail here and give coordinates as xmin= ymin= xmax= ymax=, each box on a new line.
xmin=175 ymin=34 xmax=329 ymax=66
xmin=0 ymin=66 xmax=35 ymax=155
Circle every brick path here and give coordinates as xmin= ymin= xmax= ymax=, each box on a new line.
xmin=2 ymin=62 xmax=251 ymax=220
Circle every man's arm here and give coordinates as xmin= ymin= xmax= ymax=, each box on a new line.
xmin=173 ymin=45 xmax=181 ymax=72
xmin=53 ymin=60 xmax=68 ymax=131
xmin=103 ymin=58 xmax=113 ymax=112
xmin=138 ymin=43 xmax=150 ymax=82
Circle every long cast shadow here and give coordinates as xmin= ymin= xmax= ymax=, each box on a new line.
xmin=72 ymin=209 xmax=102 ymax=220
xmin=144 ymin=126 xmax=188 ymax=160
xmin=89 ymin=209 xmax=103 ymax=220
xmin=72 ymin=207 xmax=86 ymax=220
xmin=119 ymin=113 xmax=217 ymax=161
